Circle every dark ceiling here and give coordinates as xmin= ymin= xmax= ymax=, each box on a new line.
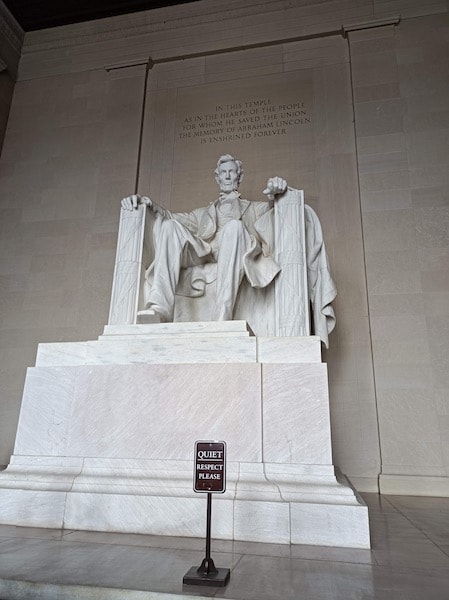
xmin=3 ymin=0 xmax=198 ymax=32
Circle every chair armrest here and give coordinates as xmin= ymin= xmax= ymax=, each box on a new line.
xmin=108 ymin=204 xmax=155 ymax=325
xmin=274 ymin=188 xmax=310 ymax=336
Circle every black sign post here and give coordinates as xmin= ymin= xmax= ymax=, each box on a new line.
xmin=183 ymin=441 xmax=230 ymax=587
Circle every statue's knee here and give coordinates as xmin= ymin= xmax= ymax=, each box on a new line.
xmin=160 ymin=219 xmax=178 ymax=234
xmin=159 ymin=219 xmax=185 ymax=242
xmin=222 ymin=219 xmax=245 ymax=236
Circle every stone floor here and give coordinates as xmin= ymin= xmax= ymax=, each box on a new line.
xmin=1 ymin=493 xmax=449 ymax=599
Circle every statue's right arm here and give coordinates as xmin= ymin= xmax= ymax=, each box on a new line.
xmin=121 ymin=194 xmax=172 ymax=218
xmin=120 ymin=195 xmax=199 ymax=232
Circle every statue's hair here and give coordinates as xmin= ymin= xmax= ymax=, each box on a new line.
xmin=214 ymin=154 xmax=244 ymax=182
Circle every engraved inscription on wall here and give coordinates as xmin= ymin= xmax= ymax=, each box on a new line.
xmin=177 ymin=97 xmax=311 ymax=145
xmin=168 ymin=73 xmax=314 ymax=210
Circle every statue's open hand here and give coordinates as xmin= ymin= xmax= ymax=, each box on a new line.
xmin=263 ymin=177 xmax=288 ymax=202
xmin=121 ymin=195 xmax=153 ymax=211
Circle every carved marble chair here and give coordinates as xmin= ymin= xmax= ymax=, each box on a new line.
xmin=108 ymin=189 xmax=310 ymax=337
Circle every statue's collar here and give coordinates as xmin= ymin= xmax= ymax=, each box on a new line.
xmin=209 ymin=192 xmax=250 ymax=219
xmin=217 ymin=191 xmax=241 ymax=203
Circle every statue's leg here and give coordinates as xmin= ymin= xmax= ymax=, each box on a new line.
xmin=149 ymin=220 xmax=207 ymax=321
xmin=213 ymin=220 xmax=251 ymax=321
xmin=148 ymin=220 xmax=181 ymax=321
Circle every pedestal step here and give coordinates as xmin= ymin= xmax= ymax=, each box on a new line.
xmin=0 ymin=457 xmax=370 ymax=547
xmin=35 ymin=323 xmax=322 ymax=366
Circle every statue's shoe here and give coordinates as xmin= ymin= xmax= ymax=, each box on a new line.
xmin=136 ymin=305 xmax=171 ymax=323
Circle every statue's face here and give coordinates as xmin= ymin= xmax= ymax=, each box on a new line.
xmin=216 ymin=160 xmax=239 ymax=193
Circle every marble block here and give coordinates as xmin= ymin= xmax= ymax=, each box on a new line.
xmin=14 ymin=363 xmax=263 ymax=463
xmin=64 ymin=493 xmax=235 ymax=538
xmin=234 ymin=499 xmax=291 ymax=544
xmin=35 ymin=337 xmax=257 ymax=366
xmin=102 ymin=320 xmax=254 ymax=338
xmin=0 ymin=489 xmax=67 ymax=529
xmin=262 ymin=363 xmax=332 ymax=464
xmin=257 ymin=335 xmax=322 ymax=363
xmin=0 ymin=328 xmax=370 ymax=548
xmin=15 ymin=367 xmax=76 ymax=456
xmin=0 ymin=457 xmax=369 ymax=546
xmin=35 ymin=322 xmax=257 ymax=366
xmin=290 ymin=501 xmax=370 ymax=548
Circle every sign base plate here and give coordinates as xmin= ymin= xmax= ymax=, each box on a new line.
xmin=183 ymin=566 xmax=230 ymax=587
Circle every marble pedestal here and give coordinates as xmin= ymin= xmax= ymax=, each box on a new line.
xmin=0 ymin=322 xmax=370 ymax=548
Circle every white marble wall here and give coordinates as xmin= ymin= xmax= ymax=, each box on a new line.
xmin=0 ymin=63 xmax=147 ymax=466
xmin=0 ymin=0 xmax=448 ymax=495
xmin=350 ymin=13 xmax=449 ymax=495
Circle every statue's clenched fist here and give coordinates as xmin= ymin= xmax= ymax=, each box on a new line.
xmin=263 ymin=177 xmax=288 ymax=202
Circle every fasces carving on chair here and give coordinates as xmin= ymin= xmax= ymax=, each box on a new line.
xmin=116 ymin=154 xmax=336 ymax=346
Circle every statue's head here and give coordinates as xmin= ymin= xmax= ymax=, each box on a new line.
xmin=214 ymin=154 xmax=244 ymax=193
